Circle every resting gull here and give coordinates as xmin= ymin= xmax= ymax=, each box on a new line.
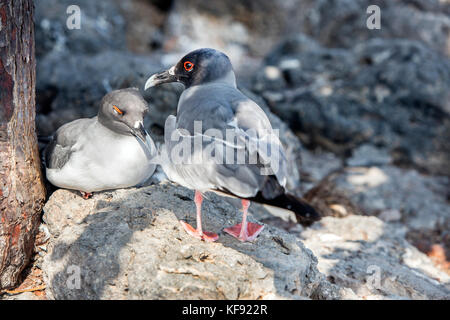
xmin=44 ymin=88 xmax=157 ymax=198
xmin=145 ymin=48 xmax=320 ymax=242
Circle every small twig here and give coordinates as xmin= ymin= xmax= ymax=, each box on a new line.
xmin=2 ymin=285 xmax=46 ymax=296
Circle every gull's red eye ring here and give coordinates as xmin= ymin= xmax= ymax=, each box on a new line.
xmin=184 ymin=61 xmax=194 ymax=72
xmin=113 ymin=105 xmax=123 ymax=115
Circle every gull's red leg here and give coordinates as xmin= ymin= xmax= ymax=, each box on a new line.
xmin=80 ymin=191 xmax=93 ymax=199
xmin=180 ymin=190 xmax=219 ymax=242
xmin=224 ymin=199 xmax=264 ymax=242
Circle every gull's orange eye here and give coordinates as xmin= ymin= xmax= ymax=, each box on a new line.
xmin=113 ymin=105 xmax=123 ymax=115
xmin=184 ymin=61 xmax=194 ymax=72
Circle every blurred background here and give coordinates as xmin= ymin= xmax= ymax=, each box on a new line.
xmin=34 ymin=0 xmax=449 ymax=279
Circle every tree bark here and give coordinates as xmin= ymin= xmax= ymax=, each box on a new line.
xmin=0 ymin=0 xmax=45 ymax=290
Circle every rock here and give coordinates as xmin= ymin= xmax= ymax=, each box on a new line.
xmin=298 ymin=148 xmax=343 ymax=193
xmin=300 ymin=215 xmax=450 ymax=299
xmin=302 ymin=179 xmax=361 ymax=220
xmin=324 ymin=165 xmax=450 ymax=232
xmin=35 ymin=0 xmax=126 ymax=57
xmin=378 ymin=209 xmax=402 ymax=223
xmin=42 ymin=183 xmax=329 ymax=300
xmin=298 ymin=0 xmax=450 ymax=57
xmin=154 ymin=0 xmax=450 ymax=94
xmin=162 ymin=0 xmax=312 ymax=87
xmin=143 ymin=82 xmax=185 ymax=140
xmin=165 ymin=1 xmax=304 ymax=56
xmin=158 ymin=0 xmax=450 ymax=80
xmin=116 ymin=0 xmax=170 ymax=54
xmin=302 ymin=163 xmax=449 ymax=279
xmin=347 ymin=144 xmax=391 ymax=167
xmin=253 ymin=36 xmax=450 ymax=175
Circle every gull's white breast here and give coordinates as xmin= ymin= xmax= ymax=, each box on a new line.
xmin=47 ymin=121 xmax=156 ymax=192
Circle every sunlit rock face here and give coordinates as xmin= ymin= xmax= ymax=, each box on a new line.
xmin=301 ymin=215 xmax=450 ymax=300
xmin=42 ymin=184 xmax=328 ymax=300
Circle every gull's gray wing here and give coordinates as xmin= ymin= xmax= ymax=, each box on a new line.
xmin=44 ymin=118 xmax=95 ymax=169
xmin=164 ymin=84 xmax=288 ymax=198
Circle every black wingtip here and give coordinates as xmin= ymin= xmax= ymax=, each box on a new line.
xmin=284 ymin=193 xmax=321 ymax=226
xmin=247 ymin=192 xmax=321 ymax=226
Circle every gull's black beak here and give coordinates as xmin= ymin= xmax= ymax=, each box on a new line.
xmin=144 ymin=66 xmax=177 ymax=90
xmin=131 ymin=122 xmax=147 ymax=144
xmin=130 ymin=121 xmax=154 ymax=156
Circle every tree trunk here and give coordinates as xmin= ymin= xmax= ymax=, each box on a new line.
xmin=0 ymin=0 xmax=45 ymax=290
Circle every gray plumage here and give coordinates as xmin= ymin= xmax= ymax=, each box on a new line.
xmin=154 ymin=49 xmax=288 ymax=199
xmin=45 ymin=118 xmax=94 ymax=170
xmin=45 ymin=88 xmax=157 ymax=193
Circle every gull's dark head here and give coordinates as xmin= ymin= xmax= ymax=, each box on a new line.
xmin=144 ymin=48 xmax=235 ymax=89
xmin=98 ymin=88 xmax=149 ymax=142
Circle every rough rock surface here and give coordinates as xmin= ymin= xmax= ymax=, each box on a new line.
xmin=162 ymin=0 xmax=450 ymax=90
xmin=300 ymin=216 xmax=450 ymax=299
xmin=321 ymin=165 xmax=450 ymax=232
xmin=165 ymin=0 xmax=450 ymax=65
xmin=305 ymin=164 xmax=450 ymax=267
xmin=298 ymin=148 xmax=343 ymax=193
xmin=253 ymin=35 xmax=450 ymax=175
xmin=42 ymin=184 xmax=328 ymax=300
xmin=299 ymin=0 xmax=450 ymax=57
xmin=41 ymin=184 xmax=450 ymax=300
xmin=35 ymin=0 xmax=126 ymax=57
xmin=163 ymin=0 xmax=307 ymax=84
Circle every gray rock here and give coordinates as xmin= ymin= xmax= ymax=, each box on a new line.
xmin=347 ymin=144 xmax=391 ymax=167
xmin=253 ymin=36 xmax=450 ymax=175
xmin=41 ymin=183 xmax=449 ymax=300
xmin=378 ymin=209 xmax=402 ymax=223
xmin=160 ymin=0 xmax=450 ymax=91
xmin=35 ymin=0 xmax=126 ymax=57
xmin=165 ymin=0 xmax=450 ymax=73
xmin=165 ymin=0 xmax=306 ymax=58
xmin=299 ymin=148 xmax=343 ymax=193
xmin=115 ymin=0 xmax=170 ymax=54
xmin=321 ymin=165 xmax=450 ymax=232
xmin=298 ymin=0 xmax=450 ymax=57
xmin=42 ymin=183 xmax=329 ymax=300
xmin=301 ymin=216 xmax=450 ymax=299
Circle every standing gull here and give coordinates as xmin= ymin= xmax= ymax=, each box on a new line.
xmin=44 ymin=88 xmax=157 ymax=198
xmin=145 ymin=48 xmax=320 ymax=242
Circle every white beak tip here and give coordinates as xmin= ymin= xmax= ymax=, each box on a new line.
xmin=144 ymin=75 xmax=157 ymax=90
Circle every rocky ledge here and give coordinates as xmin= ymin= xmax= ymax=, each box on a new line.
xmin=42 ymin=183 xmax=329 ymax=299
xmin=41 ymin=182 xmax=449 ymax=300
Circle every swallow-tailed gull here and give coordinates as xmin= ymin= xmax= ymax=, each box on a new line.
xmin=45 ymin=88 xmax=157 ymax=198
xmin=145 ymin=48 xmax=319 ymax=242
